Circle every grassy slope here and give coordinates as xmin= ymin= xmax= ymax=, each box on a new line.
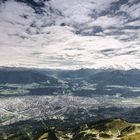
xmin=1 ymin=119 xmax=140 ymax=140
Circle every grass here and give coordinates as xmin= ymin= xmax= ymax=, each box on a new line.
xmin=120 ymin=133 xmax=140 ymax=140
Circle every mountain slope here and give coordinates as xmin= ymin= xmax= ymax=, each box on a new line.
xmin=0 ymin=119 xmax=140 ymax=140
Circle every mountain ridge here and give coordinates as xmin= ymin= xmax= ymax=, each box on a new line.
xmin=1 ymin=118 xmax=140 ymax=140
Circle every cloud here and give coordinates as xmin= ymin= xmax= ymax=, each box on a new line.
xmin=120 ymin=3 xmax=140 ymax=19
xmin=0 ymin=0 xmax=140 ymax=69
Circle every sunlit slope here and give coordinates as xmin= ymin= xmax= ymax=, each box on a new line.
xmin=72 ymin=119 xmax=140 ymax=140
xmin=0 ymin=119 xmax=140 ymax=140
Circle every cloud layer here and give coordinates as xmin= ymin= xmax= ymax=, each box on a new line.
xmin=0 ymin=0 xmax=140 ymax=69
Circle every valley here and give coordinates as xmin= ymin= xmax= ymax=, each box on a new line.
xmin=0 ymin=68 xmax=140 ymax=140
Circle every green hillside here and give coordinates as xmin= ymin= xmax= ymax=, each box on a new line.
xmin=0 ymin=119 xmax=140 ymax=140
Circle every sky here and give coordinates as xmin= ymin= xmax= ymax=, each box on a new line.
xmin=0 ymin=0 xmax=140 ymax=69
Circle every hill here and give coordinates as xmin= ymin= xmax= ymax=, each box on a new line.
xmin=0 ymin=119 xmax=140 ymax=140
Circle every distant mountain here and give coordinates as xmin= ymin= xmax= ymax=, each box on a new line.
xmin=0 ymin=67 xmax=140 ymax=97
xmin=0 ymin=67 xmax=58 ymax=84
xmin=44 ymin=68 xmax=140 ymax=97
xmin=88 ymin=69 xmax=140 ymax=87
xmin=0 ymin=67 xmax=64 ymax=96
